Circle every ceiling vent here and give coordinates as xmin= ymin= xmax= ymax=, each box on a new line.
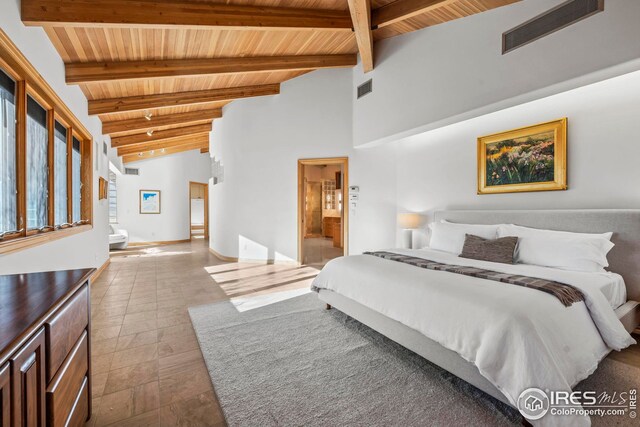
xmin=503 ymin=0 xmax=604 ymax=54
xmin=357 ymin=79 xmax=373 ymax=99
xmin=124 ymin=167 xmax=139 ymax=176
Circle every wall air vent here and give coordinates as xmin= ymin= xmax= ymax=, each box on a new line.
xmin=124 ymin=167 xmax=139 ymax=176
xmin=503 ymin=0 xmax=604 ymax=54
xmin=357 ymin=79 xmax=373 ymax=99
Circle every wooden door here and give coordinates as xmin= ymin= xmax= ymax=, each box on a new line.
xmin=0 ymin=363 xmax=10 ymax=427
xmin=11 ymin=328 xmax=46 ymax=427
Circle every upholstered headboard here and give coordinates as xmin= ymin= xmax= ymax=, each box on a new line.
xmin=434 ymin=210 xmax=640 ymax=301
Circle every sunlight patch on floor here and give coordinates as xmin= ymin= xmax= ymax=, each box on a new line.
xmin=111 ymin=246 xmax=193 ymax=258
xmin=231 ymin=287 xmax=312 ymax=312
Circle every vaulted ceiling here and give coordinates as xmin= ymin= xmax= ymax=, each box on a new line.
xmin=22 ymin=0 xmax=519 ymax=163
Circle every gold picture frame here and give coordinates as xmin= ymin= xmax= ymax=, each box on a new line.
xmin=477 ymin=118 xmax=567 ymax=195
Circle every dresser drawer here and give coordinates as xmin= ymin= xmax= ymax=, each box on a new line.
xmin=65 ymin=376 xmax=89 ymax=427
xmin=46 ymin=332 xmax=88 ymax=427
xmin=45 ymin=285 xmax=88 ymax=381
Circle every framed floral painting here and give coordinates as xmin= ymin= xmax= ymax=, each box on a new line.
xmin=477 ymin=118 xmax=567 ymax=194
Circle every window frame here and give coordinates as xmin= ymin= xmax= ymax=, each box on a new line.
xmin=0 ymin=31 xmax=93 ymax=255
xmin=25 ymin=89 xmax=52 ymax=236
xmin=0 ymin=62 xmax=19 ymax=237
xmin=108 ymin=171 xmax=117 ymax=224
xmin=53 ymin=114 xmax=70 ymax=227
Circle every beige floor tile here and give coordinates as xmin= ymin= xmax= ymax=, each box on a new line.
xmin=156 ymin=313 xmax=191 ymax=329
xmin=92 ymin=315 xmax=124 ymax=330
xmin=92 ymin=326 xmax=122 ymax=342
xmin=129 ymin=295 xmax=157 ymax=306
xmin=116 ymin=330 xmax=159 ymax=352
xmin=159 ymin=362 xmax=213 ymax=406
xmin=159 ymin=349 xmax=203 ymax=371
xmin=126 ymin=302 xmax=158 ymax=314
xmin=92 ymin=304 xmax=128 ymax=318
xmin=111 ymin=343 xmax=158 ymax=370
xmin=95 ymin=381 xmax=159 ymax=426
xmin=92 ymin=337 xmax=118 ymax=356
xmin=105 ymin=409 xmax=159 ymax=427
xmin=103 ymin=360 xmax=159 ymax=395
xmin=159 ymin=391 xmax=225 ymax=427
xmin=92 ymin=353 xmax=114 ymax=375
xmin=92 ymin=372 xmax=109 ymax=398
xmin=120 ymin=319 xmax=158 ymax=336
xmin=123 ymin=311 xmax=157 ymax=323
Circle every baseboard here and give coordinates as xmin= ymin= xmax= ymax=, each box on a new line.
xmin=91 ymin=258 xmax=110 ymax=282
xmin=208 ymin=248 xmax=238 ymax=262
xmin=128 ymin=239 xmax=191 ymax=247
xmin=208 ymin=248 xmax=300 ymax=266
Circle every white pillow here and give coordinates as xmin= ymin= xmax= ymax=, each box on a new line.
xmin=428 ymin=221 xmax=499 ymax=255
xmin=497 ymin=224 xmax=614 ymax=272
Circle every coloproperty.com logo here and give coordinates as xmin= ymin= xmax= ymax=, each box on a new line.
xmin=517 ymin=387 xmax=637 ymax=421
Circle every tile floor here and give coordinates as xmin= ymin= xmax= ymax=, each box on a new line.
xmin=90 ymin=240 xmax=640 ymax=426
xmin=302 ymin=237 xmax=343 ymax=269
xmin=89 ymin=240 xmax=316 ymax=426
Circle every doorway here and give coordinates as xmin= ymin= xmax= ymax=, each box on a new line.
xmin=298 ymin=158 xmax=348 ymax=268
xmin=189 ymin=181 xmax=209 ymax=240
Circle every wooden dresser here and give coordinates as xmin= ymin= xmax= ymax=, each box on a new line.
xmin=0 ymin=269 xmax=94 ymax=427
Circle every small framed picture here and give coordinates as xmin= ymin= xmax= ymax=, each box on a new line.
xmin=139 ymin=190 xmax=161 ymax=214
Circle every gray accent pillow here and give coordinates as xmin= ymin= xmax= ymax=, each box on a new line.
xmin=460 ymin=234 xmax=518 ymax=264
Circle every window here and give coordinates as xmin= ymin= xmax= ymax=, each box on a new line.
xmin=0 ymin=31 xmax=93 ymax=253
xmin=26 ymin=96 xmax=48 ymax=230
xmin=0 ymin=69 xmax=16 ymax=235
xmin=72 ymin=136 xmax=81 ymax=222
xmin=108 ymin=171 xmax=117 ymax=223
xmin=53 ymin=121 xmax=67 ymax=225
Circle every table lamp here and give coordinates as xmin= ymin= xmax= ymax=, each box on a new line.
xmin=398 ymin=213 xmax=423 ymax=249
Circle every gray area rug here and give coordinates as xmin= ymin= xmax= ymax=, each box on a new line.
xmin=189 ymin=293 xmax=637 ymax=427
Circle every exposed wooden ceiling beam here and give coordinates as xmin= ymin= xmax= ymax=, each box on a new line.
xmin=21 ymin=0 xmax=353 ymax=31
xmin=88 ymin=84 xmax=280 ymax=115
xmin=102 ymin=108 xmax=222 ymax=135
xmin=200 ymin=147 xmax=210 ymax=154
xmin=123 ymin=139 xmax=209 ymax=164
xmin=112 ymin=123 xmax=212 ymax=148
xmin=117 ymin=133 xmax=210 ymax=156
xmin=372 ymin=0 xmax=454 ymax=28
xmin=347 ymin=0 xmax=374 ymax=73
xmin=67 ymin=54 xmax=358 ymax=84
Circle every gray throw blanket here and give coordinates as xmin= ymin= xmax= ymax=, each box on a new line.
xmin=364 ymin=251 xmax=585 ymax=307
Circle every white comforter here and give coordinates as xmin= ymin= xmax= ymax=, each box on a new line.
xmin=311 ymin=249 xmax=636 ymax=427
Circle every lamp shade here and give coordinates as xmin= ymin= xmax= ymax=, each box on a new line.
xmin=398 ymin=213 xmax=423 ymax=229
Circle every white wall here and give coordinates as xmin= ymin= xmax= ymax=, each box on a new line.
xmin=115 ymin=151 xmax=211 ymax=243
xmin=191 ymin=200 xmax=205 ymax=225
xmin=210 ymin=63 xmax=640 ymax=263
xmin=353 ymin=0 xmax=640 ymax=147
xmin=397 ymin=69 xmax=640 ymax=248
xmin=0 ymin=0 xmax=113 ymax=274
xmin=210 ymin=68 xmax=396 ymax=261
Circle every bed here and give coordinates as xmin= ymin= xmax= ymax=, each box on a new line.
xmin=311 ymin=210 xmax=640 ymax=427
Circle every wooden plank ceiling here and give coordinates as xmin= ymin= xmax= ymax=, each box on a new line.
xmin=22 ymin=0 xmax=519 ymax=163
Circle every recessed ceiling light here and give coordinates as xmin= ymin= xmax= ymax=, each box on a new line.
xmin=150 ymin=150 xmax=155 ymax=154
xmin=138 ymin=153 xmax=143 ymax=156
xmin=147 ymin=130 xmax=154 ymax=136
xmin=161 ymin=148 xmax=165 ymax=153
